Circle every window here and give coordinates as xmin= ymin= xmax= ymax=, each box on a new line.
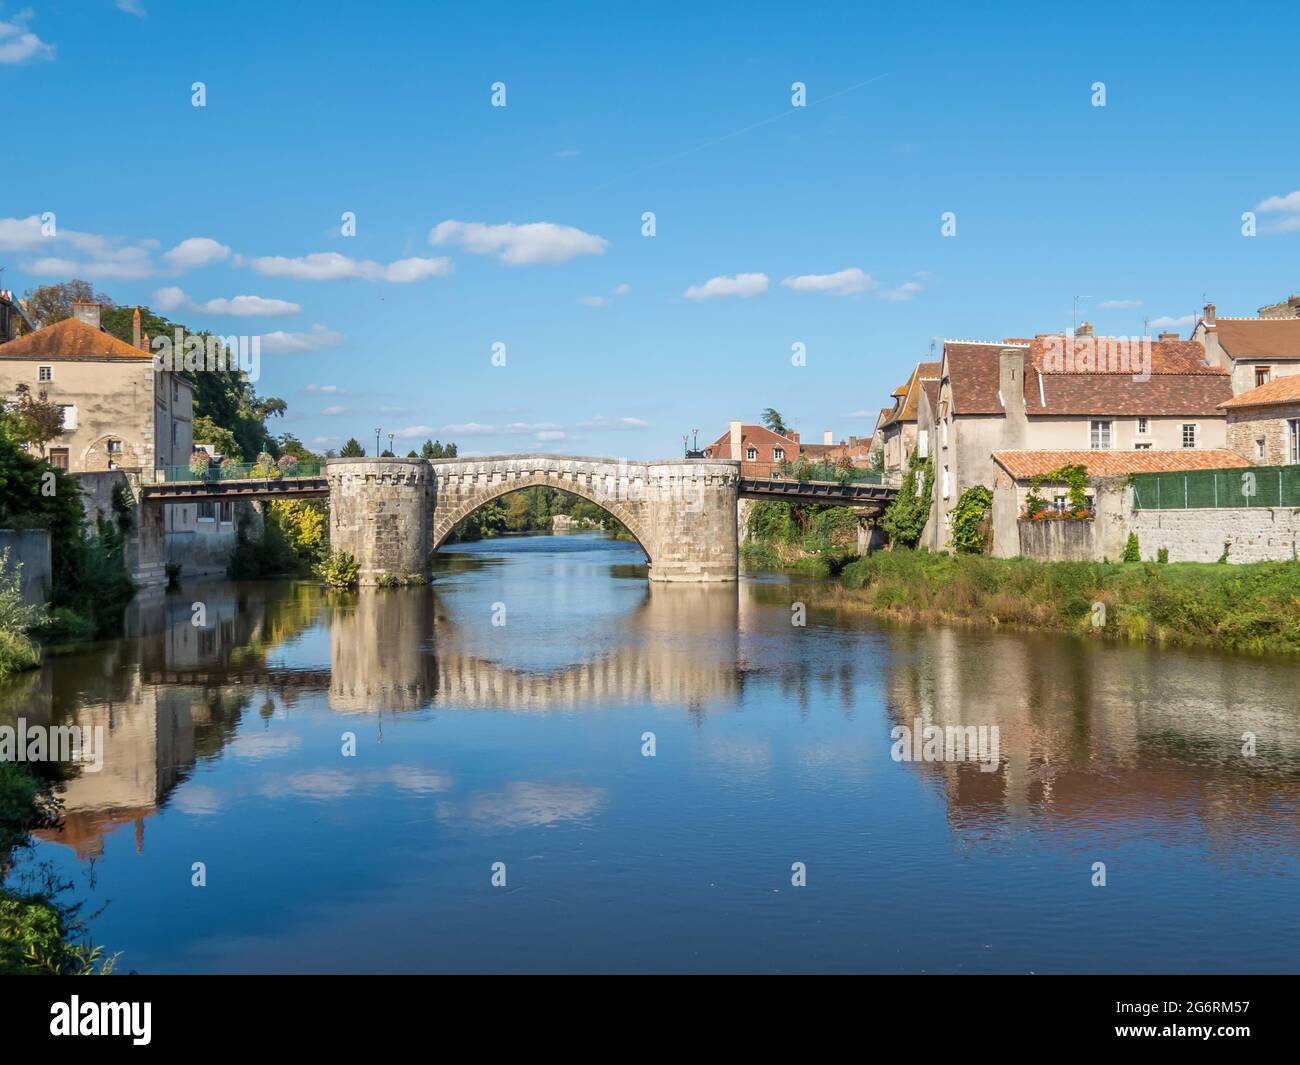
xmin=172 ymin=380 xmax=180 ymax=402
xmin=942 ymin=465 xmax=951 ymax=500
xmin=1136 ymin=417 xmax=1149 ymax=434
xmin=941 ymin=418 xmax=949 ymax=448
xmin=220 ymin=501 xmax=234 ymax=524
xmin=773 ymin=447 xmax=784 ymax=462
xmin=198 ymin=501 xmax=216 ymax=522
xmin=917 ymin=429 xmax=929 ymax=459
xmin=1089 ymin=420 xmax=1113 ymax=450
xmin=172 ymin=422 xmax=180 ymax=447
xmin=1134 ymin=442 xmax=1152 ymax=450
xmin=58 ymin=405 xmax=76 ymax=431
xmin=49 ymin=448 xmax=69 ymax=470
xmin=106 ymin=439 xmax=122 ymax=454
xmin=38 ymin=366 xmax=52 ymax=382
xmin=746 ymin=447 xmax=758 ymax=461
xmin=1182 ymin=423 xmax=1197 ymax=448
xmin=1257 ymin=437 xmax=1267 ymax=461
xmin=1256 ymin=367 xmax=1271 ymax=388
xmin=1289 ymin=420 xmax=1300 ymax=464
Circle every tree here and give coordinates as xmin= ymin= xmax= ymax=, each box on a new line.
xmin=761 ymin=408 xmax=788 ymax=436
xmin=340 ymin=438 xmax=365 ymax=457
xmin=192 ymin=415 xmax=242 ymax=461
xmin=444 ymin=442 xmax=458 ymax=457
xmin=420 ymin=440 xmax=442 ymax=459
xmin=406 ymin=450 xmax=418 ymax=458
xmin=276 ymin=432 xmax=318 ymax=464
xmin=23 ymin=280 xmax=113 ymax=327
xmin=6 ymin=385 xmax=65 ymax=457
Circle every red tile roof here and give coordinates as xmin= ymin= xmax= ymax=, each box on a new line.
xmin=993 ymin=449 xmax=1250 ymax=480
xmin=879 ymin=360 xmax=943 ymax=427
xmin=0 ymin=316 xmax=152 ymax=360
xmin=1218 ymin=374 xmax=1300 ymax=410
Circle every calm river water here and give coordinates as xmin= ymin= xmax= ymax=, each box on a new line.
xmin=4 ymin=533 xmax=1298 ymax=973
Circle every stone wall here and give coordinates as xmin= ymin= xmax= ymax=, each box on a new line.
xmin=1226 ymin=404 xmax=1300 ymax=466
xmin=0 ymin=528 xmax=51 ymax=607
xmin=1128 ymin=506 xmax=1300 ymax=563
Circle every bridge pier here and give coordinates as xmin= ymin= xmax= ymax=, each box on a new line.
xmin=327 ymin=459 xmax=434 ymax=585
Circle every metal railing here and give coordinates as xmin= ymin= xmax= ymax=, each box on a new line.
xmin=1131 ymin=464 xmax=1300 ymax=509
xmin=162 ymin=459 xmax=324 ymax=483
xmin=744 ymin=460 xmax=889 ymax=485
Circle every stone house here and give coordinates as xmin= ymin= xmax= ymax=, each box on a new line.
xmin=875 ymin=360 xmax=942 ymax=475
xmin=1219 ymin=375 xmax=1300 ymax=464
xmin=0 ymin=302 xmax=241 ymax=575
xmin=703 ymin=420 xmax=807 ymax=478
xmin=925 ymin=331 xmax=1233 ymax=550
xmin=1193 ymin=301 xmax=1300 ymax=395
xmin=989 ymin=448 xmax=1248 ymax=560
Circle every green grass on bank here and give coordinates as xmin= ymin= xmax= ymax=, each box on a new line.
xmin=837 ymin=550 xmax=1300 ymax=654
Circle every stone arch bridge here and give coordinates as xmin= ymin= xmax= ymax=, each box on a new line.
xmin=134 ymin=453 xmax=896 ymax=585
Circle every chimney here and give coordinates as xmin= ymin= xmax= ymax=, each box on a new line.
xmin=72 ymin=301 xmax=101 ymax=329
xmin=1158 ymin=331 xmax=1180 ymax=341
xmin=998 ymin=347 xmax=1028 ymax=445
xmin=1076 ymin=321 xmax=1094 ymax=337
xmin=1203 ymin=302 xmax=1216 ymax=326
xmin=729 ymin=420 xmax=742 ymax=461
xmin=823 ymin=430 xmax=833 ymax=446
xmin=132 ymin=307 xmax=143 ymax=349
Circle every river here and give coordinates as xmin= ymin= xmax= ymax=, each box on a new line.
xmin=3 ymin=532 xmax=1298 ymax=973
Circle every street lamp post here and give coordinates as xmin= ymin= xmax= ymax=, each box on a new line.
xmin=374 ymin=428 xmax=382 ymax=457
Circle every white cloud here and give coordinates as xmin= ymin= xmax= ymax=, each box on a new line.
xmin=245 ymin=251 xmax=451 ymax=282
xmin=164 ymin=237 xmax=230 ymax=269
xmin=259 ymin=325 xmax=346 ymax=353
xmin=577 ymin=415 xmax=649 ymax=430
xmin=683 ymin=273 xmax=769 ymax=300
xmin=395 ymin=425 xmax=436 ymax=439
xmin=781 ymin=267 xmax=876 ymax=296
xmin=116 ymin=0 xmax=147 ymax=15
xmin=879 ymin=281 xmax=923 ymax=302
xmin=303 ymin=384 xmax=344 ymax=394
xmin=1100 ymin=299 xmax=1143 ymax=310
xmin=612 ymin=283 xmax=631 ymax=296
xmin=0 ymin=215 xmax=45 ymax=250
xmin=429 ymin=220 xmax=608 ymax=265
xmin=320 ymin=405 xmax=346 ymax=416
xmin=578 ymin=295 xmax=609 ymax=307
xmin=1149 ymin=314 xmax=1195 ymax=328
xmin=152 ymin=287 xmax=300 ymax=316
xmin=1256 ymin=189 xmax=1300 ymax=233
xmin=0 ymin=15 xmax=54 ymax=65
xmin=3 ymin=216 xmax=157 ymax=279
xmin=535 ymin=430 xmax=566 ymax=441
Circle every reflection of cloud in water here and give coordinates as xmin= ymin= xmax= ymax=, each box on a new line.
xmin=795 ymin=740 xmax=872 ymax=779
xmin=437 ymin=782 xmax=606 ymax=828
xmin=704 ymin=736 xmax=772 ymax=771
xmin=173 ymin=784 xmax=224 ymax=816
xmin=228 ymin=732 xmax=302 ymax=760
xmin=259 ymin=767 xmax=455 ymax=801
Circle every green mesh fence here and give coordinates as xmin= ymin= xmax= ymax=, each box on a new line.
xmin=1131 ymin=464 xmax=1300 ymax=509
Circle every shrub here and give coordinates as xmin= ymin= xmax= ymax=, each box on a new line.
xmin=1157 ymin=547 xmax=1169 ymax=564
xmin=1122 ymin=532 xmax=1141 ymax=562
xmin=950 ymin=485 xmax=993 ymax=553
xmin=881 ymin=450 xmax=933 ymax=548
xmin=317 ymin=551 xmax=360 ymax=589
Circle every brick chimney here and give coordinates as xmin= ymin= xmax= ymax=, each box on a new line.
xmin=729 ymin=420 xmax=742 ymax=460
xmin=1203 ymin=301 xmax=1216 ymax=326
xmin=72 ymin=301 xmax=101 ymax=329
xmin=132 ymin=307 xmax=143 ymax=349
xmin=823 ymin=430 xmax=833 ymax=446
xmin=1076 ymin=321 xmax=1094 ymax=337
xmin=1158 ymin=331 xmax=1180 ymax=341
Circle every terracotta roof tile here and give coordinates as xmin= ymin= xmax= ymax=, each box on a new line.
xmin=1218 ymin=373 xmax=1300 ymax=410
xmin=879 ymin=360 xmax=943 ymax=426
xmin=993 ymin=449 xmax=1249 ymax=480
xmin=0 ymin=316 xmax=152 ymax=360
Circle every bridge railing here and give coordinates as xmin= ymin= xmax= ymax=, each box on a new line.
xmin=744 ymin=460 xmax=890 ymax=485
xmin=161 ymin=458 xmax=324 ymax=483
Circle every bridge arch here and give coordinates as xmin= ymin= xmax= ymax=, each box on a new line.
xmin=430 ymin=470 xmax=653 ymax=562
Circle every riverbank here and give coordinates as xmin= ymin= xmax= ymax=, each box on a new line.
xmin=822 ymin=550 xmax=1300 ymax=655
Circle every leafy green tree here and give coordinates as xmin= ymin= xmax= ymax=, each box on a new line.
xmin=5 ymin=385 xmax=65 ymax=457
xmin=193 ymin=415 xmax=242 ymax=461
xmin=444 ymin=442 xmax=458 ymax=457
xmin=1122 ymin=532 xmax=1141 ymax=562
xmin=421 ymin=440 xmax=442 ymax=459
xmin=761 ymin=408 xmax=788 ymax=436
xmin=881 ymin=450 xmax=933 ymax=548
xmin=340 ymin=438 xmax=365 ymax=457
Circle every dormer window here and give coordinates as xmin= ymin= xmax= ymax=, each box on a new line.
xmin=773 ymin=447 xmax=784 ymax=462
xmin=746 ymin=447 xmax=758 ymax=461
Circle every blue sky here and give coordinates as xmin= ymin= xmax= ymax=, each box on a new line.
xmin=3 ymin=0 xmax=1298 ymax=457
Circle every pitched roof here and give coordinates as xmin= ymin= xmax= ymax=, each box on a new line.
xmin=1218 ymin=373 xmax=1300 ymax=410
xmin=993 ymin=449 xmax=1250 ymax=480
xmin=944 ymin=336 xmax=1232 ymax=417
xmin=879 ymin=360 xmax=943 ymax=427
xmin=0 ymin=316 xmax=152 ymax=360
xmin=703 ymin=423 xmax=798 ymax=459
xmin=1213 ymin=317 xmax=1300 ymax=360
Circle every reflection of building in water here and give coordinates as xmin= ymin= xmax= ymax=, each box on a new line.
xmin=32 ymin=682 xmax=196 ymax=859
xmin=883 ymin=625 xmax=1300 ymax=852
xmin=327 ymin=583 xmax=742 ymax=713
